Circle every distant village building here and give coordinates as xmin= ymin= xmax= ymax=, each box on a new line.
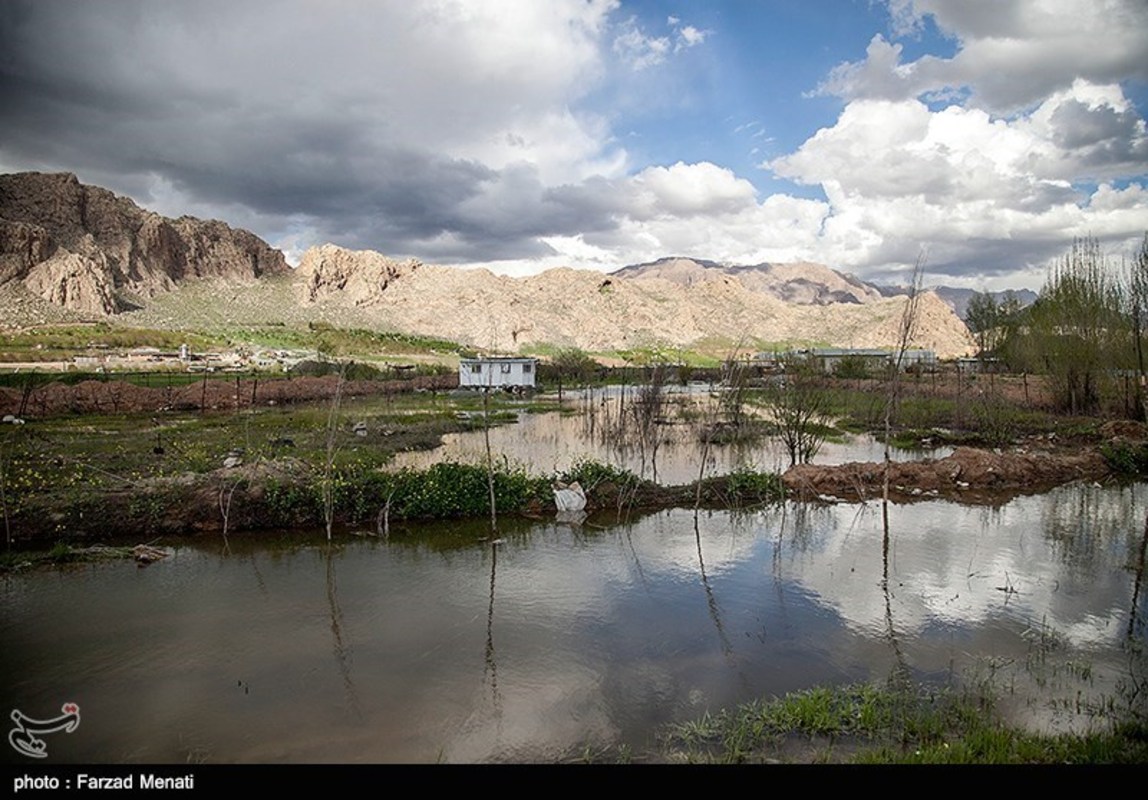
xmin=459 ymin=357 xmax=537 ymax=389
xmin=802 ymin=347 xmax=937 ymax=374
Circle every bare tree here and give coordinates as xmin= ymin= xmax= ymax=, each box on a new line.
xmin=767 ymin=357 xmax=830 ymax=467
xmin=884 ymin=254 xmax=926 ymax=472
xmin=321 ymin=363 xmax=348 ymax=542
xmin=881 ymin=254 xmax=926 ymax=576
xmin=632 ymin=362 xmax=667 ymax=482
xmin=482 ymin=386 xmax=498 ymax=532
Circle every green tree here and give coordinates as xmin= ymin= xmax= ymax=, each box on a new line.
xmin=965 ymin=291 xmax=1000 ymax=359
xmin=1027 ymin=237 xmax=1124 ymax=414
xmin=550 ymin=347 xmax=598 ymax=385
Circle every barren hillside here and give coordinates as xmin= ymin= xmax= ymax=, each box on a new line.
xmin=295 ymin=244 xmax=975 ymax=357
xmin=0 ymin=172 xmax=288 ymax=315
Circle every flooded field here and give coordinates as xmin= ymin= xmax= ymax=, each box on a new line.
xmin=3 ymin=481 xmax=1145 ymax=763
xmin=393 ymin=386 xmax=952 ymax=483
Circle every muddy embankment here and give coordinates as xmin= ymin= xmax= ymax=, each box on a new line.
xmin=8 ymin=440 xmax=1137 ymax=544
xmin=782 ymin=421 xmax=1145 ymax=503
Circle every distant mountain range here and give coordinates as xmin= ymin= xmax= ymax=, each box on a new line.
xmin=612 ymin=257 xmax=885 ymax=306
xmin=874 ymin=284 xmax=1038 ymax=320
xmin=618 ymin=256 xmax=1037 ymax=320
xmin=0 ymin=172 xmax=979 ymax=357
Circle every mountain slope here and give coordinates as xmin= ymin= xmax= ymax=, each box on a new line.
xmin=0 ymin=172 xmax=288 ymax=314
xmin=612 ymin=257 xmax=884 ymax=305
xmin=294 ymin=245 xmax=976 ymax=357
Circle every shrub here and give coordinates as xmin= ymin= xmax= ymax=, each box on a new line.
xmin=724 ymin=467 xmax=784 ymax=505
xmin=1100 ymin=441 xmax=1148 ymax=475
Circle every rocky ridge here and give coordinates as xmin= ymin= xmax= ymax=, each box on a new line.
xmin=612 ymin=256 xmax=885 ymax=305
xmin=0 ymin=172 xmax=288 ymax=314
xmin=294 ymin=244 xmax=976 ymax=357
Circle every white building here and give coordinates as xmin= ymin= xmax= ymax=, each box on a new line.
xmin=459 ymin=357 xmax=537 ymax=389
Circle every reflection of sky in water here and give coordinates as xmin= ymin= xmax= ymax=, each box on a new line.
xmin=392 ymin=390 xmax=952 ymax=483
xmin=1 ymin=482 xmax=1145 ymax=762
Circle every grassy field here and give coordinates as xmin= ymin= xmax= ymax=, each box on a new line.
xmin=658 ymin=682 xmax=1148 ymax=764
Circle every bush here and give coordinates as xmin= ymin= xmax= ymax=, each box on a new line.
xmin=558 ymin=458 xmax=639 ymax=491
xmin=1100 ymin=441 xmax=1148 ymax=475
xmin=547 ymin=348 xmax=599 ymax=385
xmin=724 ymin=467 xmax=784 ymax=505
xmin=833 ymin=355 xmax=871 ymax=380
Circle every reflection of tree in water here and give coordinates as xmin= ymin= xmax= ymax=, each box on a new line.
xmin=1040 ymin=484 xmax=1145 ymax=569
xmin=619 ymin=520 xmax=651 ymax=596
xmin=882 ymin=499 xmax=911 ymax=690
xmin=768 ymin=502 xmax=835 ymax=570
xmin=1129 ymin=511 xmax=1148 ymax=641
xmin=483 ymin=541 xmax=503 ymax=726
xmin=324 ymin=546 xmax=362 ymax=720
xmin=693 ymin=511 xmax=734 ymax=662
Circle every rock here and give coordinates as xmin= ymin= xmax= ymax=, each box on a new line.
xmin=296 ymin=244 xmax=420 ymax=305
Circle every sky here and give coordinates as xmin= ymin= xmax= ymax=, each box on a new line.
xmin=1 ymin=0 xmax=1146 ymax=290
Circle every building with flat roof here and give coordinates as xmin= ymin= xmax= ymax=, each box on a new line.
xmin=459 ymin=357 xmax=537 ymax=389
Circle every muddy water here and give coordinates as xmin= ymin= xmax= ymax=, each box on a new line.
xmin=393 ymin=387 xmax=952 ymax=483
xmin=2 ymin=482 xmax=1145 ymax=763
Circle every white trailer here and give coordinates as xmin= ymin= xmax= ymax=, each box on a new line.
xmin=459 ymin=357 xmax=537 ymax=389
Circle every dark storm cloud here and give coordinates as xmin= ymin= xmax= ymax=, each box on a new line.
xmin=0 ymin=0 xmax=626 ymax=262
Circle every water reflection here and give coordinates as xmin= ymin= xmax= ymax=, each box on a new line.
xmin=391 ymin=390 xmax=952 ymax=484
xmin=2 ymin=483 xmax=1145 ymax=762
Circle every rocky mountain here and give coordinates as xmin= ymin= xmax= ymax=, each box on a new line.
xmin=296 ymin=243 xmax=421 ymax=305
xmin=613 ymin=257 xmax=884 ymax=305
xmin=874 ymin=283 xmax=1038 ymax=320
xmin=0 ymin=172 xmax=288 ymax=314
xmin=0 ymin=173 xmax=977 ymax=357
xmin=290 ymin=245 xmax=976 ymax=358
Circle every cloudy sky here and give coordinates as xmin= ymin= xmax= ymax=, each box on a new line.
xmin=2 ymin=0 xmax=1146 ymax=288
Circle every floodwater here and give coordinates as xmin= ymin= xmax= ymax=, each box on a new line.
xmin=3 ymin=482 xmax=1145 ymax=763
xmin=392 ymin=386 xmax=953 ymax=483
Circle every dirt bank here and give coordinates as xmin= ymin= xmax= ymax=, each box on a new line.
xmin=781 ymin=439 xmax=1116 ymax=503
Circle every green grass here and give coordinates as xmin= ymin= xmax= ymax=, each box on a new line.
xmin=723 ymin=467 xmax=785 ymax=505
xmin=0 ymin=323 xmax=219 ymax=358
xmin=0 ymin=389 xmax=531 ymax=498
xmin=0 ymin=321 xmax=471 ymax=367
xmin=662 ymin=683 xmax=1148 ymax=764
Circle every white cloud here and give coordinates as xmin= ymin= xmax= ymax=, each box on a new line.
xmin=675 ymin=25 xmax=709 ymax=50
xmin=766 ymin=79 xmax=1148 ymax=277
xmin=613 ymin=17 xmax=672 ymax=70
xmin=823 ymin=0 xmax=1148 ymax=112
xmin=2 ymin=0 xmax=1142 ymax=286
xmin=613 ymin=13 xmax=709 ymax=70
xmin=474 ymin=162 xmax=832 ymax=275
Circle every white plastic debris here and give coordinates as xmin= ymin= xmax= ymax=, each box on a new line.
xmin=553 ymin=480 xmax=587 ymax=512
